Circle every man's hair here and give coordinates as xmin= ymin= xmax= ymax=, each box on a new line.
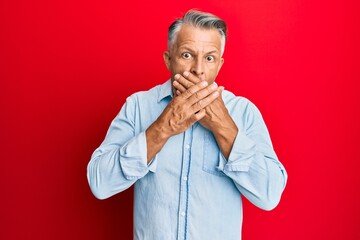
xmin=168 ymin=10 xmax=227 ymax=55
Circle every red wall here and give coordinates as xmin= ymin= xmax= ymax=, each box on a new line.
xmin=1 ymin=0 xmax=359 ymax=239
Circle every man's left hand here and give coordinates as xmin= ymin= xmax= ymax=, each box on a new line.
xmin=173 ymin=72 xmax=239 ymax=159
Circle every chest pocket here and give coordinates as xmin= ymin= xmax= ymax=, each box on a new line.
xmin=202 ymin=130 xmax=226 ymax=177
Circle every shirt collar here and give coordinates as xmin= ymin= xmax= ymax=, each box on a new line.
xmin=157 ymin=79 xmax=173 ymax=102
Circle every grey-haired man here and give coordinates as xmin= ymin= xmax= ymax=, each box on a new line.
xmin=88 ymin=10 xmax=287 ymax=240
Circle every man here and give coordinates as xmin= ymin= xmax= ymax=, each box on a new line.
xmin=87 ymin=10 xmax=287 ymax=240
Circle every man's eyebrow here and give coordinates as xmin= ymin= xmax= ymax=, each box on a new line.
xmin=178 ymin=47 xmax=220 ymax=55
xmin=178 ymin=46 xmax=196 ymax=52
xmin=206 ymin=50 xmax=220 ymax=55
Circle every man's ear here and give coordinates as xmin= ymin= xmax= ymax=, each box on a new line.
xmin=217 ymin=58 xmax=224 ymax=73
xmin=163 ymin=51 xmax=171 ymax=70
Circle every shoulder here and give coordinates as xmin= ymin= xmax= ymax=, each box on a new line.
xmin=127 ymin=84 xmax=159 ymax=101
xmin=125 ymin=81 xmax=169 ymax=105
xmin=222 ymin=90 xmax=259 ymax=113
xmin=222 ymin=90 xmax=265 ymax=127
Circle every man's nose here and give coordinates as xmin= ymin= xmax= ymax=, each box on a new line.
xmin=191 ymin=58 xmax=204 ymax=77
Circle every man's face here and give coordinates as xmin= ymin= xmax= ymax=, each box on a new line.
xmin=163 ymin=24 xmax=224 ymax=86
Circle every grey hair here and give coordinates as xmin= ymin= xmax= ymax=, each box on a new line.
xmin=168 ymin=10 xmax=227 ymax=55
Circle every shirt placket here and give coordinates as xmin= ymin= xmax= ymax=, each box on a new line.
xmin=177 ymin=126 xmax=193 ymax=240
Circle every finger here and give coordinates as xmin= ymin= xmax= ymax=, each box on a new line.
xmin=187 ymin=82 xmax=218 ymax=104
xmin=180 ymin=80 xmax=209 ymax=99
xmin=217 ymin=86 xmax=224 ymax=98
xmin=218 ymin=86 xmax=224 ymax=94
xmin=183 ymin=71 xmax=202 ymax=84
xmin=189 ymin=109 xmax=206 ymax=124
xmin=193 ymin=109 xmax=206 ymax=121
xmin=176 ymin=73 xmax=195 ymax=90
xmin=173 ymin=80 xmax=187 ymax=93
xmin=191 ymin=91 xmax=219 ymax=113
xmin=215 ymin=86 xmax=226 ymax=104
xmin=189 ymin=84 xmax=220 ymax=112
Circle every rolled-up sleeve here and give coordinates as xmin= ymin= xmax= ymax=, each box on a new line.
xmin=217 ymin=101 xmax=287 ymax=211
xmin=120 ymin=131 xmax=157 ymax=180
xmin=87 ymin=95 xmax=157 ymax=200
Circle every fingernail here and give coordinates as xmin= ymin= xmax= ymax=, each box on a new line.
xmin=200 ymin=81 xmax=208 ymax=87
xmin=210 ymin=82 xmax=218 ymax=89
xmin=174 ymin=74 xmax=180 ymax=80
xmin=183 ymin=71 xmax=189 ymax=77
xmin=173 ymin=80 xmax=178 ymax=86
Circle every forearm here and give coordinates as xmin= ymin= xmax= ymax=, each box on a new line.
xmin=212 ymin=118 xmax=238 ymax=159
xmin=145 ymin=121 xmax=170 ymax=163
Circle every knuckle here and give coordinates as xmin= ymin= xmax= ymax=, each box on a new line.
xmin=178 ymin=77 xmax=186 ymax=86
xmin=179 ymin=76 xmax=193 ymax=88
xmin=180 ymin=89 xmax=191 ymax=99
xmin=187 ymin=87 xmax=196 ymax=96
xmin=204 ymin=88 xmax=212 ymax=96
xmin=194 ymin=92 xmax=201 ymax=100
xmin=173 ymin=97 xmax=181 ymax=104
xmin=186 ymin=80 xmax=194 ymax=88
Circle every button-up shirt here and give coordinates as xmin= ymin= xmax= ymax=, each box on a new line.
xmin=87 ymin=80 xmax=287 ymax=240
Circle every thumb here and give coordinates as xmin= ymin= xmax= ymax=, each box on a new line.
xmin=218 ymin=86 xmax=225 ymax=95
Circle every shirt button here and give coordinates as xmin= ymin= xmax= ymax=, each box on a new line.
xmin=181 ymin=212 xmax=186 ymax=217
xmin=183 ymin=177 xmax=188 ymax=181
xmin=185 ymin=144 xmax=190 ymax=149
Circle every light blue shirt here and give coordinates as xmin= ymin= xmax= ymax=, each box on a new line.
xmin=87 ymin=80 xmax=287 ymax=240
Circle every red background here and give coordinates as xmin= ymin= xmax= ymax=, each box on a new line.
xmin=1 ymin=0 xmax=359 ymax=239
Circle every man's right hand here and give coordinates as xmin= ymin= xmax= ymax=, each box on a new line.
xmin=145 ymin=75 xmax=221 ymax=162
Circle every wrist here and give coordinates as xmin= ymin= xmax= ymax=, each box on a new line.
xmin=214 ymin=125 xmax=238 ymax=139
xmin=147 ymin=121 xmax=171 ymax=145
xmin=212 ymin=118 xmax=238 ymax=141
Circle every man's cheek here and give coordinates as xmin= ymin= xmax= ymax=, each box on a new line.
xmin=205 ymin=73 xmax=217 ymax=84
xmin=174 ymin=59 xmax=192 ymax=72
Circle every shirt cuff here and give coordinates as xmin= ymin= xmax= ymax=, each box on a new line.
xmin=119 ymin=131 xmax=158 ymax=180
xmin=217 ymin=131 xmax=256 ymax=173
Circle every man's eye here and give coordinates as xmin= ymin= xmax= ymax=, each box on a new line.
xmin=206 ymin=56 xmax=215 ymax=62
xmin=182 ymin=53 xmax=192 ymax=59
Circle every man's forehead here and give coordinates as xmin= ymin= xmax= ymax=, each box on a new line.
xmin=175 ymin=25 xmax=222 ymax=50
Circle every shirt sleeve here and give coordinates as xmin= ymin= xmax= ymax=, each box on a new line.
xmin=217 ymin=101 xmax=288 ymax=211
xmin=87 ymin=95 xmax=157 ymax=200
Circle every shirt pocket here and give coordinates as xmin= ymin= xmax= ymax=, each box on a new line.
xmin=202 ymin=130 xmax=226 ymax=177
